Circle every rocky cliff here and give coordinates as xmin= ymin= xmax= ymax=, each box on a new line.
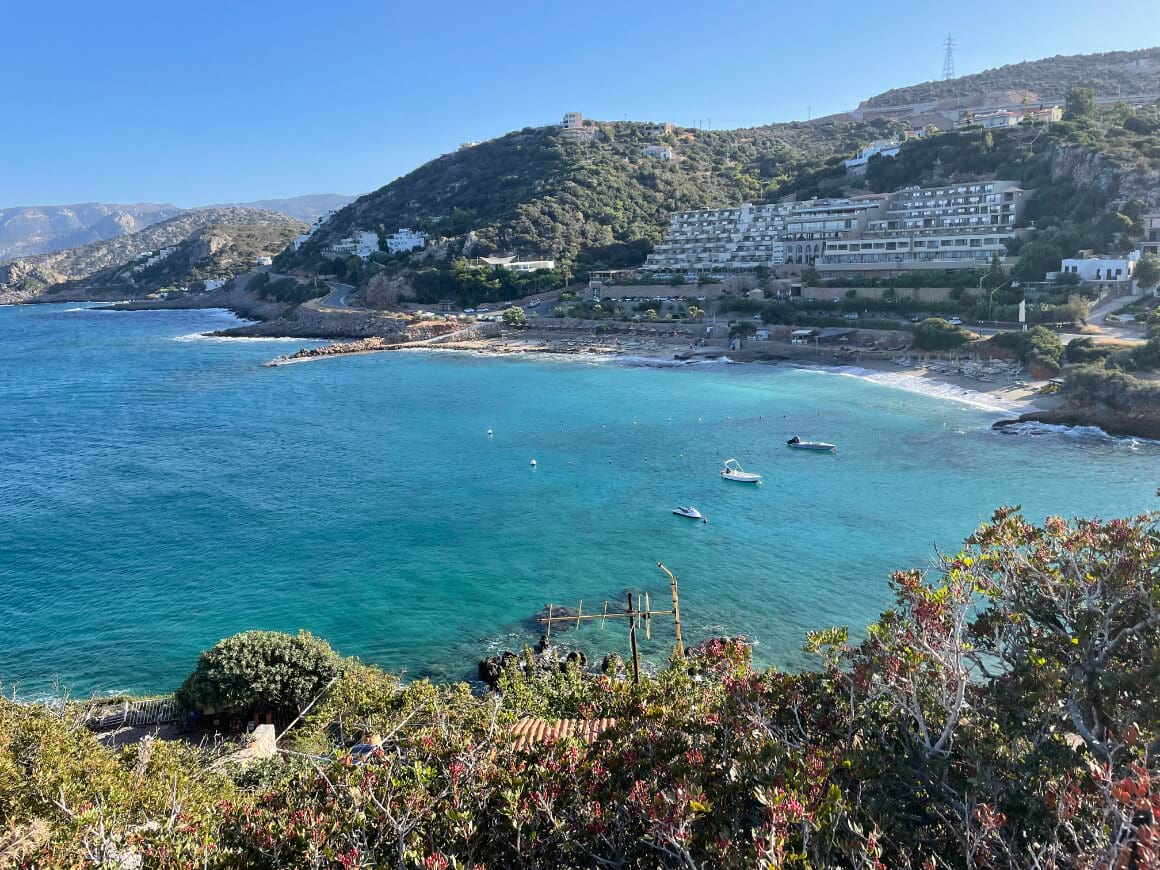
xmin=0 ymin=208 xmax=304 ymax=304
xmin=48 ymin=218 xmax=308 ymax=300
xmin=0 ymin=202 xmax=182 ymax=259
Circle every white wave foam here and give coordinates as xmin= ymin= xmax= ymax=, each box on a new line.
xmin=798 ymin=364 xmax=1019 ymax=413
xmin=173 ymin=332 xmax=315 ymax=344
xmin=996 ymin=421 xmax=1158 ymax=446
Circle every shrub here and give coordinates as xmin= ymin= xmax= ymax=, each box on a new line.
xmin=913 ymin=317 xmax=970 ymax=350
xmin=175 ymin=630 xmax=345 ymax=718
xmin=1066 ymin=336 xmax=1116 ymax=364
xmin=988 ymin=325 xmax=1063 ymax=366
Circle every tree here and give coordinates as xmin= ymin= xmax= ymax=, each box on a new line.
xmin=1064 ymin=86 xmax=1097 ymax=121
xmin=176 ymin=630 xmax=345 ymax=718
xmin=754 ymin=265 xmax=772 ymax=291
xmin=729 ymin=321 xmax=757 ymax=347
xmin=913 ymin=317 xmax=970 ymax=350
xmin=502 ymin=306 xmax=527 ymax=327
xmin=687 ymin=305 xmax=704 ymax=322
xmin=1134 ymin=252 xmax=1160 ymax=293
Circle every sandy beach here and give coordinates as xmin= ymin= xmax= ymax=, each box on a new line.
xmin=262 ymin=329 xmax=1063 ymax=416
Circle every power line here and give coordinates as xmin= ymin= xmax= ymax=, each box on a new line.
xmin=942 ymin=32 xmax=956 ymax=80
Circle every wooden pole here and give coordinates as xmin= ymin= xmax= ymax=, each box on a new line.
xmin=576 ymin=600 xmax=583 ymax=630
xmin=546 ymin=603 xmax=553 ymax=643
xmin=601 ymin=600 xmax=608 ymax=629
xmin=628 ymin=592 xmax=641 ymax=685
xmin=644 ymin=592 xmax=651 ymax=640
xmin=658 ymin=562 xmax=684 ymax=658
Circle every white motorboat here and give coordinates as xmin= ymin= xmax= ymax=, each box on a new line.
xmin=672 ymin=506 xmax=703 ymax=520
xmin=720 ymin=458 xmax=762 ymax=483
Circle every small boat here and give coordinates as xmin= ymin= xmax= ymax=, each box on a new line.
xmin=720 ymin=458 xmax=762 ymax=483
xmin=672 ymin=506 xmax=703 ymax=520
xmin=786 ymin=436 xmax=837 ymax=453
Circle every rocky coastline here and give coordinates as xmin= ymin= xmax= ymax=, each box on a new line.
xmin=993 ymin=405 xmax=1160 ymax=441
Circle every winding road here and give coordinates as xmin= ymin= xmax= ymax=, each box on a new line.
xmin=318 ymin=281 xmax=357 ymax=310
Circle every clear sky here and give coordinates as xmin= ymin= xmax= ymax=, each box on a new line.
xmin=4 ymin=0 xmax=1159 ymax=208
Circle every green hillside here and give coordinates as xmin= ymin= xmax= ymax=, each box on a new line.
xmin=286 ymin=119 xmax=907 ymax=274
xmin=861 ymin=46 xmax=1160 ymax=108
xmin=861 ymin=95 xmax=1160 ymax=279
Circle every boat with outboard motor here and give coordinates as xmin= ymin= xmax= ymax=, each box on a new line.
xmin=786 ymin=436 xmax=837 ymax=453
xmin=672 ymin=506 xmax=704 ymax=520
xmin=720 ymin=458 xmax=762 ymax=483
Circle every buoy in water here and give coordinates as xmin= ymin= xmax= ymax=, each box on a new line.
xmin=487 ymin=428 xmax=493 ymax=436
xmin=530 ymin=459 xmax=537 ymax=467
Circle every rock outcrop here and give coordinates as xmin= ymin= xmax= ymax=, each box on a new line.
xmin=478 ymin=637 xmax=589 ymax=689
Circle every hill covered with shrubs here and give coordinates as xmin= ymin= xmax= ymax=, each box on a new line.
xmin=3 ymin=509 xmax=1158 ymax=868
xmin=284 ymin=118 xmax=909 ymax=275
xmin=860 ymin=46 xmax=1160 ymax=109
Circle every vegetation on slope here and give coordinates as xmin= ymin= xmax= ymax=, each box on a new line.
xmin=50 ymin=219 xmax=309 ymax=299
xmin=865 ymin=96 xmax=1160 ymax=280
xmin=3 ymin=509 xmax=1158 ymax=868
xmin=0 ymin=208 xmax=305 ymax=303
xmin=286 ymin=118 xmax=910 ymax=275
xmin=860 ymin=46 xmax=1160 ymax=108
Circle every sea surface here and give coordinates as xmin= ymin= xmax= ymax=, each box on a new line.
xmin=1 ymin=303 xmax=1157 ymax=697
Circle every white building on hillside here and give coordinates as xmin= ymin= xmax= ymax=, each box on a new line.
xmin=386 ymin=228 xmax=427 ymax=254
xmin=326 ymin=231 xmax=380 ymax=258
xmin=817 ymin=181 xmax=1032 ymax=275
xmin=1059 ymin=250 xmax=1141 ymax=294
xmin=254 ymin=256 xmax=274 ymax=267
xmin=469 ymin=255 xmax=556 ymax=272
xmin=643 ymin=197 xmax=886 ymax=273
xmin=843 ymin=140 xmax=901 ymax=175
xmin=559 ymin=111 xmax=599 ymax=142
xmin=1143 ymin=212 xmax=1160 ymax=259
xmin=203 ymin=278 xmax=226 ymax=291
xmin=642 ymin=145 xmax=673 ymax=159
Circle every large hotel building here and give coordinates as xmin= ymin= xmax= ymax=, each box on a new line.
xmin=642 ymin=181 xmax=1032 ymax=277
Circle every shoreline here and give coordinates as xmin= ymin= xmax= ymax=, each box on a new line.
xmin=33 ymin=299 xmax=1151 ymax=439
xmin=263 ymin=331 xmax=1063 ymax=418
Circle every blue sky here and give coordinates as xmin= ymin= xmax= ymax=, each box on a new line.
xmin=3 ymin=0 xmax=1159 ymax=208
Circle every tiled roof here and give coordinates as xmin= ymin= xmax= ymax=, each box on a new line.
xmin=509 ymin=717 xmax=617 ymax=752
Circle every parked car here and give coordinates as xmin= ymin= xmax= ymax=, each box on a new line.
xmin=845 ymin=312 xmax=860 ymax=321
xmin=909 ymin=314 xmax=923 ymax=323
xmin=464 ymin=308 xmax=476 ymax=314
xmin=949 ymin=316 xmax=963 ymax=325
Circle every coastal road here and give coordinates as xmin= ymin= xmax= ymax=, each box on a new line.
xmin=319 ymin=281 xmax=357 ymax=310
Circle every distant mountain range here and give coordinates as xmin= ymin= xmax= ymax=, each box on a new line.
xmin=0 ymin=194 xmax=353 ymax=260
xmin=0 ymin=208 xmax=306 ymax=304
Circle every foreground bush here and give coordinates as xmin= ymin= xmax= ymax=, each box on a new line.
xmin=175 ymin=630 xmax=345 ymax=720
xmin=2 ymin=509 xmax=1157 ymax=868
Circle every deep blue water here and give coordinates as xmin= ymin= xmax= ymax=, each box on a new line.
xmin=1 ymin=303 xmax=1156 ymax=696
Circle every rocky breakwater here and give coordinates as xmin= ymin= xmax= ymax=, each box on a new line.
xmin=268 ymin=336 xmax=393 ymax=366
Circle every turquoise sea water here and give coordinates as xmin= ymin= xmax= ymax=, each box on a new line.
xmin=1 ymin=303 xmax=1157 ymax=697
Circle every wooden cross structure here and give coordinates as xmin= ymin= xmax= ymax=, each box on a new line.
xmin=536 ymin=562 xmax=685 ymax=684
